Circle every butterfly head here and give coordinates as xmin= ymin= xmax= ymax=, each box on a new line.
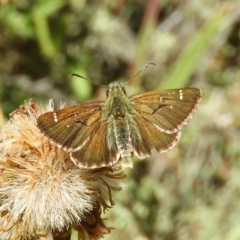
xmin=106 ymin=82 xmax=126 ymax=98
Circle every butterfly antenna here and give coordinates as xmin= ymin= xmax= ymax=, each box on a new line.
xmin=123 ymin=62 xmax=156 ymax=86
xmin=69 ymin=73 xmax=108 ymax=88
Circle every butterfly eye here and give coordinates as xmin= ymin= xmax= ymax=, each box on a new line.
xmin=106 ymin=89 xmax=110 ymax=97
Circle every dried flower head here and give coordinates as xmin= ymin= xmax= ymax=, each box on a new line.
xmin=0 ymin=100 xmax=126 ymax=240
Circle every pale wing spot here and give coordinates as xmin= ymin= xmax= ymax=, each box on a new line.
xmin=53 ymin=112 xmax=58 ymax=122
xmin=179 ymin=90 xmax=183 ymax=100
xmin=170 ymin=106 xmax=173 ymax=109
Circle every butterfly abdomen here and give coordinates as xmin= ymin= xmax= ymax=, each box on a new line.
xmin=113 ymin=118 xmax=132 ymax=159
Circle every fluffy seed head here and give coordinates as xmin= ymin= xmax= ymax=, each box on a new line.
xmin=0 ymin=100 xmax=126 ymax=240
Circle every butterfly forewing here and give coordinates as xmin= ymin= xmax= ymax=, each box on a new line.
xmin=131 ymin=88 xmax=201 ymax=134
xmin=37 ymin=101 xmax=120 ymax=168
xmin=37 ymin=101 xmax=103 ymax=150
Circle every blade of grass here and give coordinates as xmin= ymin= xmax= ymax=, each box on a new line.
xmin=160 ymin=3 xmax=236 ymax=89
xmin=32 ymin=0 xmax=67 ymax=59
xmin=132 ymin=0 xmax=160 ymax=88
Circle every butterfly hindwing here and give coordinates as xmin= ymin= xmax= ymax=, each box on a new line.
xmin=70 ymin=119 xmax=119 ymax=168
xmin=129 ymin=113 xmax=180 ymax=158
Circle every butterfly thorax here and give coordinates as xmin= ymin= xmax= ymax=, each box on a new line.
xmin=102 ymin=82 xmax=132 ymax=119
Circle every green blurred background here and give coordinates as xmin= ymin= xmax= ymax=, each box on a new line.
xmin=1 ymin=0 xmax=240 ymax=239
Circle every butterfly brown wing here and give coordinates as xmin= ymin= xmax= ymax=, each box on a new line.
xmin=128 ymin=115 xmax=181 ymax=158
xmin=70 ymin=120 xmax=118 ymax=168
xmin=37 ymin=101 xmax=118 ymax=168
xmin=129 ymin=88 xmax=201 ymax=156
